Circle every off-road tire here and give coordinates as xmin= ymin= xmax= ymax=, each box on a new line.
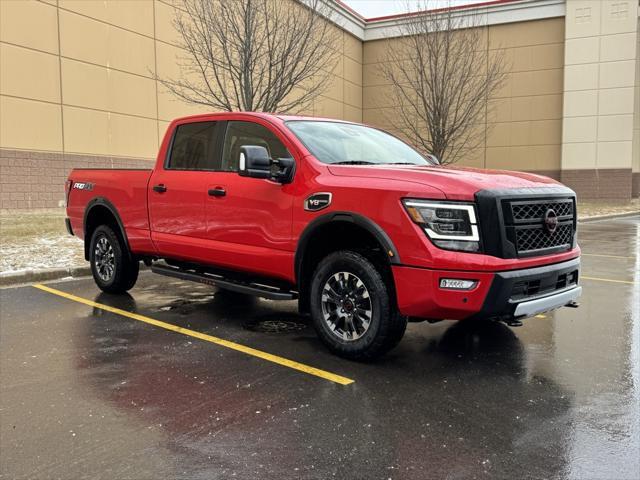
xmin=89 ymin=225 xmax=139 ymax=293
xmin=310 ymin=250 xmax=407 ymax=360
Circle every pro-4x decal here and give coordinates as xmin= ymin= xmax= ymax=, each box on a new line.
xmin=72 ymin=182 xmax=94 ymax=191
xmin=304 ymin=192 xmax=332 ymax=212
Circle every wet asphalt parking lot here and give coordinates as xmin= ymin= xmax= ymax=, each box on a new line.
xmin=1 ymin=216 xmax=638 ymax=480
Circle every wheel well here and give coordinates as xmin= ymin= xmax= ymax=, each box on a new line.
xmin=83 ymin=204 xmax=127 ymax=261
xmin=297 ymin=221 xmax=396 ymax=314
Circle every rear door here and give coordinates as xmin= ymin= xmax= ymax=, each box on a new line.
xmin=148 ymin=120 xmax=223 ymax=260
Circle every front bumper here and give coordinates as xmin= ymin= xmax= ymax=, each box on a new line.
xmin=513 ymin=286 xmax=581 ymax=318
xmin=392 ymin=257 xmax=581 ymax=321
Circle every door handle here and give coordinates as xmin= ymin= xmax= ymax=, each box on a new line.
xmin=208 ymin=188 xmax=226 ymax=197
xmin=153 ymin=184 xmax=167 ymax=193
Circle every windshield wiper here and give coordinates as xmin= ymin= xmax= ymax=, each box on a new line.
xmin=388 ymin=162 xmax=419 ymax=165
xmin=332 ymin=160 xmax=376 ymax=165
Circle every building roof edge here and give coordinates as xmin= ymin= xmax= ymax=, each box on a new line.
xmin=310 ymin=0 xmax=566 ymax=41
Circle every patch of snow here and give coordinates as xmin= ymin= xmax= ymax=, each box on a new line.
xmin=0 ymin=234 xmax=85 ymax=274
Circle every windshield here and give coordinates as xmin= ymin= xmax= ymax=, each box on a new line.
xmin=285 ymin=121 xmax=437 ymax=166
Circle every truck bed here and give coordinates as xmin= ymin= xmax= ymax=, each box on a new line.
xmin=66 ymin=168 xmax=154 ymax=255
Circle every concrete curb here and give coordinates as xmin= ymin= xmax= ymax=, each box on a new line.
xmin=0 ymin=264 xmax=152 ymax=288
xmin=578 ymin=211 xmax=639 ymax=223
xmin=0 ymin=266 xmax=92 ymax=288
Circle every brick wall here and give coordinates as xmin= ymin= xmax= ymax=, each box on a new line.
xmin=561 ymin=168 xmax=633 ymax=201
xmin=3 ymin=149 xmax=633 ymax=210
xmin=0 ymin=149 xmax=152 ymax=210
xmin=528 ymin=170 xmax=561 ymax=181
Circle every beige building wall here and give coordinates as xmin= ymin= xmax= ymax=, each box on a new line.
xmin=0 ymin=0 xmax=362 ymax=209
xmin=361 ymin=18 xmax=565 ymax=177
xmin=1 ymin=0 xmax=639 ymax=209
xmin=311 ymin=25 xmax=363 ymax=123
xmin=561 ymin=0 xmax=638 ymax=199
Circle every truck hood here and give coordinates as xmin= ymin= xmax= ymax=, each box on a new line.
xmin=327 ymin=164 xmax=562 ymax=200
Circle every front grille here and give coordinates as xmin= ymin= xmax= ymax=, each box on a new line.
xmin=503 ymin=197 xmax=575 ymax=257
xmin=475 ymin=188 xmax=577 ymax=259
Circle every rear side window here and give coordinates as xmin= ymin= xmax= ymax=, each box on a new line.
xmin=167 ymin=121 xmax=219 ymax=170
xmin=221 ymin=121 xmax=291 ymax=172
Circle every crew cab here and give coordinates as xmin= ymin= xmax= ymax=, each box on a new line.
xmin=65 ymin=112 xmax=581 ymax=359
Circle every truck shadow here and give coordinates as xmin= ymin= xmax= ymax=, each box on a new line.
xmin=434 ymin=318 xmax=524 ymax=367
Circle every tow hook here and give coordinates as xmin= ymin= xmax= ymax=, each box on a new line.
xmin=495 ymin=315 xmax=523 ymax=327
xmin=565 ymin=301 xmax=580 ymax=308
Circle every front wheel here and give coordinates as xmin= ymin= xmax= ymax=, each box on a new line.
xmin=310 ymin=250 xmax=407 ymax=360
xmin=89 ymin=225 xmax=139 ymax=293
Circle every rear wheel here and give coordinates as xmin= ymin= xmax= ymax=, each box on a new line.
xmin=310 ymin=250 xmax=407 ymax=360
xmin=89 ymin=225 xmax=139 ymax=293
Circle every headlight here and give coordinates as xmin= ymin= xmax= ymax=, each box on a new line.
xmin=402 ymin=200 xmax=480 ymax=252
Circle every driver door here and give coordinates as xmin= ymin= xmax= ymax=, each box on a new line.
xmin=201 ymin=120 xmax=296 ymax=280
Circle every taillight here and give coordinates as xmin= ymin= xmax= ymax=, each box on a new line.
xmin=65 ymin=180 xmax=73 ymax=207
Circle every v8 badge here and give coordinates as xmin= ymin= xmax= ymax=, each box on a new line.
xmin=304 ymin=192 xmax=332 ymax=212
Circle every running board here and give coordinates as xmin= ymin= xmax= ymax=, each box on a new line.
xmin=151 ymin=264 xmax=298 ymax=301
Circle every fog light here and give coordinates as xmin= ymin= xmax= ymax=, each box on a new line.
xmin=439 ymin=278 xmax=477 ymax=290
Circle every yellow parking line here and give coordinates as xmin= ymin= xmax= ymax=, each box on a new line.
xmin=581 ymin=276 xmax=635 ymax=285
xmin=32 ymin=284 xmax=354 ymax=386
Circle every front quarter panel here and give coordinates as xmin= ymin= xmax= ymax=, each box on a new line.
xmin=291 ymin=166 xmax=447 ymax=263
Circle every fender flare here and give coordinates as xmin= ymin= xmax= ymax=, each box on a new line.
xmin=294 ymin=211 xmax=401 ymax=284
xmin=83 ymin=197 xmax=132 ymax=260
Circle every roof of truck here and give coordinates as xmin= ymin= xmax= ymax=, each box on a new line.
xmin=173 ymin=111 xmax=357 ymax=125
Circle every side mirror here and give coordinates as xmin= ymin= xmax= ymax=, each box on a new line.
xmin=238 ymin=145 xmax=295 ymax=184
xmin=239 ymin=145 xmax=271 ymax=179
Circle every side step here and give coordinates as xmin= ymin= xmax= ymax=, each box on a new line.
xmin=151 ymin=264 xmax=298 ymax=301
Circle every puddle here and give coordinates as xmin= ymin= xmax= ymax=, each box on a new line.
xmin=153 ymin=297 xmax=214 ymax=315
xmin=244 ymin=317 xmax=307 ymax=334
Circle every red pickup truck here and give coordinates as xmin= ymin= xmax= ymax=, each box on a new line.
xmin=66 ymin=112 xmax=581 ymax=359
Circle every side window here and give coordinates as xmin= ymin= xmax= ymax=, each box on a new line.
xmin=167 ymin=121 xmax=218 ymax=170
xmin=221 ymin=121 xmax=291 ymax=172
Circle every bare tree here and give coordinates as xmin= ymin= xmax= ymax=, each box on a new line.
xmin=158 ymin=0 xmax=340 ymax=114
xmin=381 ymin=2 xmax=507 ymax=164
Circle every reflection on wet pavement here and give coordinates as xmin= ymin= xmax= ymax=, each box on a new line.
xmin=0 ymin=217 xmax=638 ymax=479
